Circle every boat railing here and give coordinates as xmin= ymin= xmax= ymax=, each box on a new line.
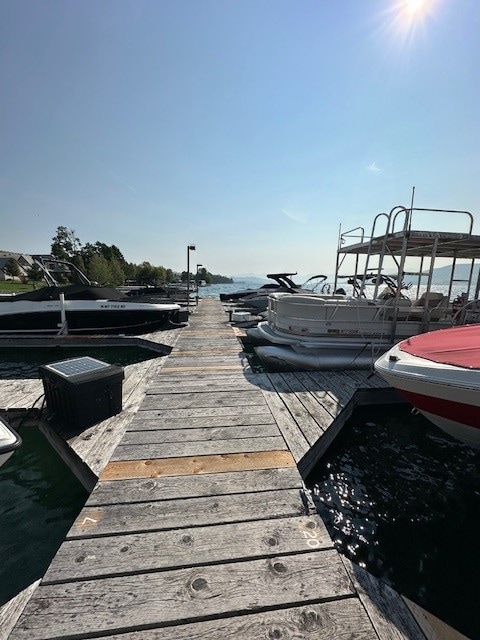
xmin=334 ymin=226 xmax=364 ymax=292
xmin=392 ymin=207 xmax=474 ymax=236
xmin=390 ymin=205 xmax=411 ymax=235
xmin=453 ymin=299 xmax=480 ymax=325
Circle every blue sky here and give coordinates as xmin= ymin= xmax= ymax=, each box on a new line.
xmin=1 ymin=0 xmax=479 ymax=276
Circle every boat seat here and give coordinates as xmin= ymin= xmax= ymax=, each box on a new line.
xmin=411 ymin=292 xmax=446 ymax=308
xmin=408 ymin=294 xmax=450 ymax=321
xmin=379 ymin=298 xmax=412 ymax=320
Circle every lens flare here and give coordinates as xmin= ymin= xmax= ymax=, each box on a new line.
xmin=405 ymin=0 xmax=427 ymax=15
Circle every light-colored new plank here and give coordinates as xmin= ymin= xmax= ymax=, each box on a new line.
xmin=100 ymin=450 xmax=296 ymax=481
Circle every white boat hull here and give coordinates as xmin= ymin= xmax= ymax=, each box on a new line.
xmin=0 ymin=418 xmax=22 ymax=467
xmin=375 ymin=342 xmax=480 ymax=448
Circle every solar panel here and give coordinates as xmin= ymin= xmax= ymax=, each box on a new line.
xmin=44 ymin=357 xmax=111 ymax=378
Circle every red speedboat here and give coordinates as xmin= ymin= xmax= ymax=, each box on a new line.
xmin=374 ymin=325 xmax=480 ymax=448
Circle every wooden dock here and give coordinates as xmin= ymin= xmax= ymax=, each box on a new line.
xmin=2 ymin=299 xmax=466 ymax=639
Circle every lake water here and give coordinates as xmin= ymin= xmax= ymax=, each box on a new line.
xmin=0 ymin=424 xmax=88 ymax=606
xmin=307 ymin=404 xmax=480 ymax=640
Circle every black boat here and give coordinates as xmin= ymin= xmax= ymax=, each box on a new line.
xmin=220 ymin=273 xmax=328 ymax=311
xmin=0 ymin=259 xmax=184 ymax=335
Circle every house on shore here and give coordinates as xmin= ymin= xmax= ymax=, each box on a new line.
xmin=0 ymin=251 xmax=35 ymax=281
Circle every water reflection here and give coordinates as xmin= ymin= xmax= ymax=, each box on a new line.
xmin=308 ymin=405 xmax=480 ymax=639
xmin=0 ymin=425 xmax=88 ymax=605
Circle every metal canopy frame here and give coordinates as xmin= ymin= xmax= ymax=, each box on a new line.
xmin=339 ymin=229 xmax=480 ymax=260
xmin=333 ymin=205 xmax=480 ymax=334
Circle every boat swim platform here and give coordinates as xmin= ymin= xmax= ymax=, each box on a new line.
xmin=3 ymin=299 xmax=467 ymax=640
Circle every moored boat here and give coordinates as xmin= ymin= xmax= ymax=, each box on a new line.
xmin=0 ymin=284 xmax=183 ymax=335
xmin=247 ymin=204 xmax=480 ymax=370
xmin=0 ymin=416 xmax=22 ymax=468
xmin=374 ymin=324 xmax=480 ymax=448
xmin=0 ymin=259 xmax=185 ymax=335
xmin=220 ymin=273 xmax=328 ymax=311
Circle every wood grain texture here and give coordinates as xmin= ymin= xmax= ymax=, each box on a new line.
xmin=140 ymin=390 xmax=267 ymax=410
xmin=6 ymin=297 xmax=426 ymax=640
xmin=403 ymin=597 xmax=469 ymax=640
xmin=120 ymin=423 xmax=280 ymax=444
xmin=111 ymin=435 xmax=287 ymax=460
xmin=257 ymin=374 xmax=310 ymax=462
xmin=11 ymin=551 xmax=354 ymax=640
xmin=69 ymin=487 xmax=306 ymax=537
xmin=90 ymin=466 xmax=302 ymax=505
xmin=85 ymin=600 xmax=378 ymax=640
xmin=127 ymin=414 xmax=276 ymax=430
xmin=136 ymin=405 xmax=273 ymax=419
xmin=0 ymin=580 xmax=40 ymax=640
xmin=267 ymin=373 xmax=326 ymax=445
xmin=44 ymin=514 xmax=332 ymax=583
xmin=101 ymin=450 xmax=296 ymax=480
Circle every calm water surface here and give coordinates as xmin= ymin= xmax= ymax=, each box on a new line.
xmin=0 ymin=425 xmax=88 ymax=605
xmin=308 ymin=404 xmax=480 ymax=639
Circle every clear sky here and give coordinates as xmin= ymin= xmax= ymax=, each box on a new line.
xmin=1 ymin=0 xmax=479 ymax=276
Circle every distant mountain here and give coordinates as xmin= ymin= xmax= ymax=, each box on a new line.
xmin=231 ymin=275 xmax=269 ymax=283
xmin=232 ymin=264 xmax=480 ymax=287
xmin=431 ymin=263 xmax=480 ymax=285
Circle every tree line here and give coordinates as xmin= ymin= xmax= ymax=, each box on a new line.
xmin=17 ymin=227 xmax=231 ymax=287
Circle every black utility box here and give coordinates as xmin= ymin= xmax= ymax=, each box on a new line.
xmin=40 ymin=357 xmax=124 ymax=431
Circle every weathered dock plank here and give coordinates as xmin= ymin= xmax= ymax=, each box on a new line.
xmin=0 ymin=379 xmax=42 ymax=410
xmin=128 ymin=414 xmax=276 ymax=429
xmin=87 ymin=600 xmax=378 ymax=640
xmin=44 ymin=514 xmax=332 ymax=583
xmin=341 ymin=557 xmax=426 ymax=640
xmin=10 ymin=551 xmax=354 ymax=640
xmin=0 ymin=579 xmax=40 ymax=640
xmin=140 ymin=389 xmax=267 ymax=410
xmin=120 ymin=423 xmax=280 ymax=444
xmin=89 ymin=466 xmax=301 ymax=505
xmin=68 ymin=487 xmax=305 ymax=538
xmin=257 ymin=373 xmax=311 ymax=462
xmin=111 ymin=435 xmax=287 ymax=460
xmin=267 ymin=373 xmax=325 ymax=445
xmin=136 ymin=405 xmax=273 ymax=419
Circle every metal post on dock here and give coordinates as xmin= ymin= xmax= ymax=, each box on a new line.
xmin=186 ymin=244 xmax=195 ymax=314
xmin=57 ymin=292 xmax=68 ymax=335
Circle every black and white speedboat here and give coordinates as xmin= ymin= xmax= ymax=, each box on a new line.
xmin=221 ymin=273 xmax=329 ymax=312
xmin=0 ymin=259 xmax=184 ymax=335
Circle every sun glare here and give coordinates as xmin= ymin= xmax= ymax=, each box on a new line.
xmin=404 ymin=0 xmax=427 ymax=16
